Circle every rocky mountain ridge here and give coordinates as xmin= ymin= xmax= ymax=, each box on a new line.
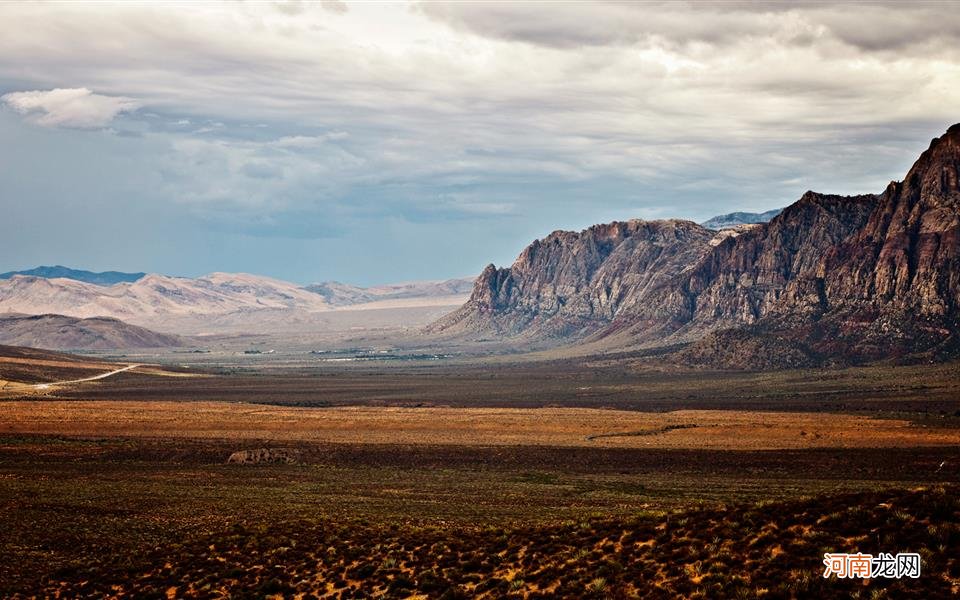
xmin=429 ymin=220 xmax=717 ymax=339
xmin=432 ymin=125 xmax=960 ymax=365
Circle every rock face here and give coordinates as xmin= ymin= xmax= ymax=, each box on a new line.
xmin=429 ymin=220 xmax=716 ymax=339
xmin=648 ymin=191 xmax=879 ymax=339
xmin=433 ymin=124 xmax=960 ymax=365
xmin=226 ymin=448 xmax=302 ymax=465
xmin=824 ymin=126 xmax=960 ymax=316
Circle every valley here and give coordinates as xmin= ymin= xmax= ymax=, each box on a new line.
xmin=1 ymin=349 xmax=959 ymax=598
xmin=3 ymin=4 xmax=959 ymax=597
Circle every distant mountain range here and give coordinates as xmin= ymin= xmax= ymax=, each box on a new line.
xmin=0 ymin=265 xmax=145 ymax=286
xmin=0 ymin=269 xmax=474 ymax=339
xmin=700 ymin=208 xmax=782 ymax=230
xmin=430 ymin=124 xmax=960 ymax=367
xmin=0 ymin=272 xmax=330 ymax=322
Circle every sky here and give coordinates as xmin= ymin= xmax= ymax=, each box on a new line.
xmin=1 ymin=1 xmax=959 ymax=285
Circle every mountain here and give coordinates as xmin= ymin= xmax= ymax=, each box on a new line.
xmin=428 ymin=220 xmax=717 ymax=339
xmin=432 ymin=124 xmax=960 ymax=366
xmin=0 ymin=272 xmax=331 ymax=332
xmin=0 ymin=270 xmax=474 ymax=336
xmin=701 ymin=209 xmax=782 ymax=230
xmin=304 ymin=281 xmax=377 ymax=306
xmin=0 ymin=265 xmax=145 ymax=286
xmin=305 ymin=278 xmax=474 ymax=307
xmin=0 ymin=314 xmax=182 ymax=350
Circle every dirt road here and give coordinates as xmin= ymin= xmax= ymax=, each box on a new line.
xmin=33 ymin=364 xmax=141 ymax=390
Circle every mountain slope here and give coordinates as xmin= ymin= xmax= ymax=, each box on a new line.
xmin=0 ymin=314 xmax=182 ymax=350
xmin=0 ymin=344 xmax=123 ymax=386
xmin=433 ymin=124 xmax=960 ymax=365
xmin=0 ymin=265 xmax=145 ymax=286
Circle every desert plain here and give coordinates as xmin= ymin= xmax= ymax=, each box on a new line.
xmin=1 ymin=350 xmax=959 ymax=598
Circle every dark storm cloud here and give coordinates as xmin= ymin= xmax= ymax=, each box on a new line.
xmin=417 ymin=1 xmax=960 ymax=56
xmin=415 ymin=1 xmax=773 ymax=49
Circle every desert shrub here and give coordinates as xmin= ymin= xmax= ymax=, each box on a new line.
xmin=587 ymin=576 xmax=607 ymax=592
xmin=387 ymin=574 xmax=415 ymax=594
xmin=256 ymin=578 xmax=293 ymax=595
xmin=437 ymin=586 xmax=469 ymax=600
xmin=350 ymin=562 xmax=376 ymax=579
xmin=417 ymin=569 xmax=449 ymax=593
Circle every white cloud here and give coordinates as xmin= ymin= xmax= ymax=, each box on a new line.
xmin=320 ymin=0 xmax=348 ymax=15
xmin=0 ymin=1 xmax=957 ymax=227
xmin=1 ymin=87 xmax=139 ymax=129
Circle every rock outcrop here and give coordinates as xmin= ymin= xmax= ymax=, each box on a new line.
xmin=429 ymin=220 xmax=716 ymax=339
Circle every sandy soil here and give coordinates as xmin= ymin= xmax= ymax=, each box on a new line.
xmin=2 ymin=401 xmax=959 ymax=450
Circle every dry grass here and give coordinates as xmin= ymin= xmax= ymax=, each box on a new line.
xmin=0 ymin=354 xmax=118 ymax=387
xmin=2 ymin=401 xmax=959 ymax=450
xmin=9 ymin=485 xmax=958 ymax=599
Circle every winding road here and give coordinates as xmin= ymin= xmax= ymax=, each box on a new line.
xmin=33 ymin=364 xmax=141 ymax=390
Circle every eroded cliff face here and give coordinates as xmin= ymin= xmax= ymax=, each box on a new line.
xmin=429 ymin=220 xmax=715 ymax=338
xmin=432 ymin=125 xmax=960 ymax=365
xmin=824 ymin=125 xmax=960 ymax=316
xmin=652 ymin=192 xmax=879 ymax=335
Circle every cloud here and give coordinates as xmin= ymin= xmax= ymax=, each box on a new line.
xmin=1 ymin=87 xmax=139 ymax=128
xmin=273 ymin=0 xmax=348 ymax=16
xmin=240 ymin=161 xmax=284 ymax=180
xmin=270 ymin=132 xmax=349 ymax=149
xmin=320 ymin=0 xmax=348 ymax=15
xmin=0 ymin=2 xmax=958 ymax=281
xmin=416 ymin=2 xmax=776 ymax=49
xmin=416 ymin=1 xmax=960 ymax=54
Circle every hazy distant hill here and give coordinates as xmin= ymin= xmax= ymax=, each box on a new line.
xmin=305 ymin=278 xmax=474 ymax=307
xmin=431 ymin=124 xmax=960 ymax=366
xmin=0 ymin=265 xmax=145 ymax=286
xmin=0 ymin=314 xmax=182 ymax=350
xmin=0 ymin=272 xmax=331 ymax=331
xmin=700 ymin=208 xmax=782 ymax=230
xmin=0 ymin=269 xmax=474 ymax=336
